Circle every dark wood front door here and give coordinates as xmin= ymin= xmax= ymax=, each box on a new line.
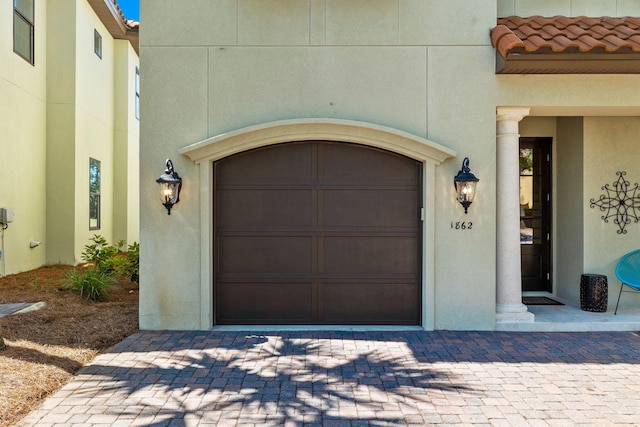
xmin=213 ymin=141 xmax=422 ymax=325
xmin=520 ymin=137 xmax=552 ymax=292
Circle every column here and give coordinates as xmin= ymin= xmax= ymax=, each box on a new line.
xmin=496 ymin=107 xmax=534 ymax=323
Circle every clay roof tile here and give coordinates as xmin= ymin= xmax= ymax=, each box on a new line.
xmin=492 ymin=15 xmax=640 ymax=56
xmin=490 ymin=25 xmax=525 ymax=54
xmin=522 ymin=35 xmax=552 ymax=52
xmin=540 ymin=24 xmax=564 ymax=38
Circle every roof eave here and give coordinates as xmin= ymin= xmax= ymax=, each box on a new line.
xmin=87 ymin=0 xmax=139 ymax=54
xmin=496 ymin=52 xmax=640 ymax=74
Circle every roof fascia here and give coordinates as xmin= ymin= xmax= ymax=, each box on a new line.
xmin=87 ymin=0 xmax=139 ymax=53
xmin=496 ymin=52 xmax=640 ymax=74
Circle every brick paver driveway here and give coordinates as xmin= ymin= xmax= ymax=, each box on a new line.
xmin=18 ymin=331 xmax=640 ymax=426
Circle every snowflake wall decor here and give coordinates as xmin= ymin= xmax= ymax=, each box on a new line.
xmin=590 ymin=171 xmax=640 ymax=234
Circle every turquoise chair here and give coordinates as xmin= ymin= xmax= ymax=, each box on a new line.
xmin=614 ymin=249 xmax=640 ymax=315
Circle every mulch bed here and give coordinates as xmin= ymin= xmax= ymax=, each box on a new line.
xmin=0 ymin=264 xmax=138 ymax=427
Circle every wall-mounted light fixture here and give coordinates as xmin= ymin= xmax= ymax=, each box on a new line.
xmin=156 ymin=159 xmax=182 ymax=215
xmin=454 ymin=157 xmax=479 ymax=214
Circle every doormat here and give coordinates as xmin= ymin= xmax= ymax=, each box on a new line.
xmin=522 ymin=296 xmax=564 ymax=305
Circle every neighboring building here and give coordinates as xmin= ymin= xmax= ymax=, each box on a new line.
xmin=0 ymin=0 xmax=139 ymax=274
xmin=140 ymin=1 xmax=640 ymax=331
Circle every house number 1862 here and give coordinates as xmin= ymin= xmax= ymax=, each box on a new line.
xmin=451 ymin=221 xmax=473 ymax=230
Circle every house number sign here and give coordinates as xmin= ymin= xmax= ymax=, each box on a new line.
xmin=451 ymin=221 xmax=473 ymax=230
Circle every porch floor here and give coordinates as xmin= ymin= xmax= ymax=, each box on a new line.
xmin=497 ymin=301 xmax=640 ymax=332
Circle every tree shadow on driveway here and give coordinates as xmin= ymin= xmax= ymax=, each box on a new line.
xmin=26 ymin=330 xmax=640 ymax=426
xmin=66 ymin=331 xmax=480 ymax=425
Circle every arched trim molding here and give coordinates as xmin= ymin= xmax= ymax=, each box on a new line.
xmin=179 ymin=119 xmax=456 ymax=164
xmin=179 ymin=119 xmax=456 ymax=330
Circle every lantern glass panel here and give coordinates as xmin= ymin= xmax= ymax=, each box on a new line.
xmin=161 ymin=182 xmax=179 ymax=205
xmin=456 ymin=181 xmax=476 ymax=203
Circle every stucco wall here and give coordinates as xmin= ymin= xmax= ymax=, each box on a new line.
xmin=0 ymin=0 xmax=48 ymax=274
xmin=45 ymin=0 xmax=139 ymax=266
xmin=46 ymin=0 xmax=80 ymax=265
xmin=140 ymin=0 xmax=499 ymax=330
xmin=584 ymin=117 xmax=640 ymax=309
xmin=113 ymin=40 xmax=140 ymax=245
xmin=510 ymin=114 xmax=640 ymax=310
xmin=498 ymin=0 xmax=640 ymax=17
xmin=555 ymin=117 xmax=585 ymax=305
xmin=140 ymin=0 xmax=640 ymax=330
xmin=1 ymin=0 xmax=138 ymax=275
xmin=73 ymin=0 xmax=116 ymax=261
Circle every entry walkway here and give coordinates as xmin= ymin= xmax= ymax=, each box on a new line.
xmin=17 ymin=330 xmax=640 ymax=426
xmin=499 ymin=303 xmax=640 ymax=332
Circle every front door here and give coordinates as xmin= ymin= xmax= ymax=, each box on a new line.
xmin=520 ymin=137 xmax=552 ymax=292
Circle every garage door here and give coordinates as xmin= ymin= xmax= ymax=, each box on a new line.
xmin=214 ymin=141 xmax=422 ymax=325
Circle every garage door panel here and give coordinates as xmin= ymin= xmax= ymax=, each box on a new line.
xmin=320 ymin=283 xmax=420 ymax=324
xmin=216 ymin=143 xmax=313 ymax=184
xmin=217 ymin=236 xmax=312 ymax=274
xmin=322 ymin=189 xmax=418 ymax=228
xmin=322 ymin=236 xmax=419 ymax=275
xmin=217 ymin=189 xmax=313 ymax=229
xmin=214 ymin=141 xmax=422 ymax=325
xmin=322 ymin=143 xmax=420 ymax=184
xmin=217 ymin=282 xmax=314 ymax=323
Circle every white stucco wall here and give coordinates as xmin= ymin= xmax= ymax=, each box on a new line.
xmin=140 ymin=0 xmax=498 ymax=330
xmin=46 ymin=0 xmax=79 ymax=265
xmin=583 ymin=117 xmax=640 ymax=309
xmin=45 ymin=0 xmax=139 ymax=266
xmin=0 ymin=0 xmax=138 ymax=275
xmin=555 ymin=117 xmax=585 ymax=305
xmin=498 ymin=0 xmax=640 ymax=17
xmin=113 ymin=40 xmax=140 ymax=245
xmin=140 ymin=0 xmax=640 ymax=330
xmin=73 ymin=0 xmax=116 ymax=260
xmin=0 ymin=0 xmax=48 ymax=274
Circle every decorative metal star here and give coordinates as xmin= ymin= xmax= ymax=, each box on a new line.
xmin=590 ymin=171 xmax=640 ymax=234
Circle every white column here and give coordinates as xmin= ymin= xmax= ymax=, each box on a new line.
xmin=496 ymin=107 xmax=534 ymax=323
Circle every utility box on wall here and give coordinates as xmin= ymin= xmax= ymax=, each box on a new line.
xmin=0 ymin=208 xmax=14 ymax=224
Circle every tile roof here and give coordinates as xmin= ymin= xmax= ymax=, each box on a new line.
xmin=491 ymin=16 xmax=640 ymax=73
xmin=492 ymin=16 xmax=640 ymax=56
xmin=111 ymin=0 xmax=139 ymax=30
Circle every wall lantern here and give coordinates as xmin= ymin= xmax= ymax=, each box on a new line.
xmin=453 ymin=157 xmax=479 ymax=214
xmin=156 ymin=159 xmax=182 ymax=215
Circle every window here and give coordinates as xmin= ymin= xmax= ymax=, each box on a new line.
xmin=135 ymin=66 xmax=140 ymax=120
xmin=14 ymin=0 xmax=34 ymax=64
xmin=89 ymin=158 xmax=101 ymax=230
xmin=94 ymin=29 xmax=102 ymax=59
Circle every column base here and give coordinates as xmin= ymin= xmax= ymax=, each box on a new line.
xmin=496 ymin=303 xmax=535 ymax=323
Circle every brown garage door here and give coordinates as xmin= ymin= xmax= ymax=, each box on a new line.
xmin=214 ymin=141 xmax=422 ymax=325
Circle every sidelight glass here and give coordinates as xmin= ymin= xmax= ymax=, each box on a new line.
xmin=519 ymin=148 xmax=536 ymax=244
xmin=89 ymin=158 xmax=101 ymax=229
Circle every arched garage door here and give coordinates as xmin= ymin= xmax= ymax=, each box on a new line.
xmin=214 ymin=141 xmax=422 ymax=325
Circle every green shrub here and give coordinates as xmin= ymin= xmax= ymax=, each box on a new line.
xmin=123 ymin=242 xmax=140 ymax=283
xmin=82 ymin=235 xmax=139 ymax=283
xmin=0 ymin=327 xmax=5 ymax=351
xmin=64 ymin=235 xmax=139 ymax=301
xmin=82 ymin=235 xmax=119 ymax=273
xmin=63 ymin=268 xmax=116 ymax=302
